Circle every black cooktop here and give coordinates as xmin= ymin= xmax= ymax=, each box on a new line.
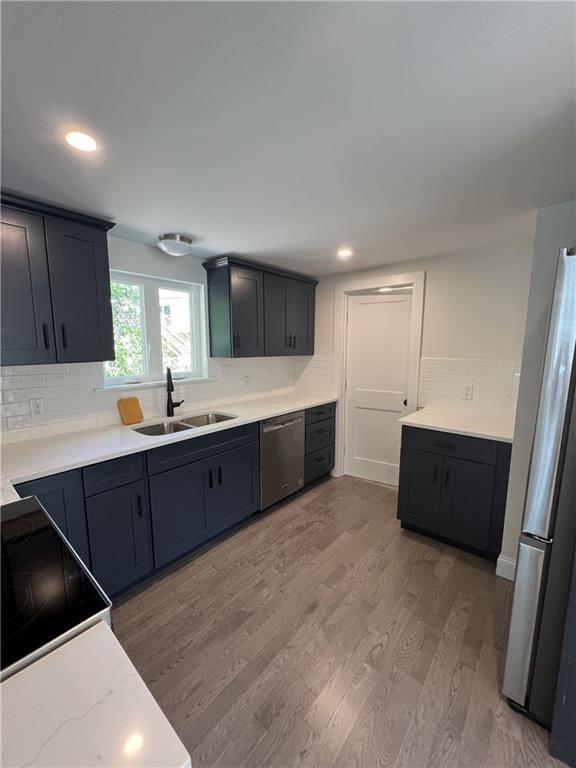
xmin=1 ymin=496 xmax=110 ymax=676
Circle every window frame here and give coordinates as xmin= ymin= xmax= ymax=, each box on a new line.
xmin=105 ymin=270 xmax=206 ymax=387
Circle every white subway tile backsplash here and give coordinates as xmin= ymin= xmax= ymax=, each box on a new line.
xmin=0 ymin=355 xmax=520 ymax=442
xmin=418 ymin=357 xmax=520 ymax=417
xmin=0 ymin=357 xmax=300 ymax=441
xmin=0 ymin=375 xmax=43 ymax=389
xmin=0 ymin=403 xmax=30 ymax=417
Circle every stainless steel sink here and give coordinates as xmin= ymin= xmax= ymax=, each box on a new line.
xmin=178 ymin=413 xmax=237 ymax=428
xmin=132 ymin=421 xmax=194 ymax=436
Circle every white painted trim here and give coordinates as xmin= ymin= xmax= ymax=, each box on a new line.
xmin=496 ymin=555 xmax=517 ymax=581
xmin=332 ymin=270 xmax=426 ymax=477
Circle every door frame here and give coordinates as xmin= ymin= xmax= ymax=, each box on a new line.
xmin=332 ymin=270 xmax=425 ymax=478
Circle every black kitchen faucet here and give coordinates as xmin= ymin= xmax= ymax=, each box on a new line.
xmin=166 ymin=367 xmax=184 ymax=417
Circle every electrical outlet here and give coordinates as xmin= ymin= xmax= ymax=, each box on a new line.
xmin=30 ymin=398 xmax=45 ymax=418
xmin=463 ymin=385 xmax=474 ymax=401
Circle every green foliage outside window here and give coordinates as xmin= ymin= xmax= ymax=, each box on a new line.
xmin=105 ymin=282 xmax=145 ymax=379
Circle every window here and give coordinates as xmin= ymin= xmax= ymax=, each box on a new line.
xmin=105 ymin=271 xmax=206 ymax=385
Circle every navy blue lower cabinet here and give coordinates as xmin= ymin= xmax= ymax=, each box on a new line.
xmin=85 ymin=480 xmax=152 ymax=596
xmin=148 ymin=458 xmax=211 ymax=568
xmin=397 ymin=447 xmax=442 ymax=532
xmin=15 ymin=469 xmax=91 ymax=567
xmin=207 ymin=443 xmax=260 ymax=535
xmin=437 ymin=456 xmax=494 ymax=551
xmin=397 ymin=426 xmax=510 ymax=558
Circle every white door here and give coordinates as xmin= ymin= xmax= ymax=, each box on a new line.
xmin=344 ymin=293 xmax=412 ymax=485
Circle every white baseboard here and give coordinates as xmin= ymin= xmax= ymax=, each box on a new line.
xmin=496 ymin=555 xmax=517 ymax=581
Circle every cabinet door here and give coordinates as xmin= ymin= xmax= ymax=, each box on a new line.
xmin=44 ymin=217 xmax=114 ymax=363
xmin=86 ymin=480 xmax=152 ymax=596
xmin=207 ymin=443 xmax=260 ymax=535
xmin=287 ymin=280 xmax=315 ymax=355
xmin=397 ymin=448 xmax=442 ymax=532
xmin=148 ymin=459 xmax=211 ymax=568
xmin=1 ymin=207 xmax=56 ymax=365
xmin=264 ymin=273 xmax=290 ymax=356
xmin=438 ymin=457 xmax=494 ymax=551
xmin=230 ymin=266 xmax=264 ymax=357
xmin=15 ymin=470 xmax=90 ymax=566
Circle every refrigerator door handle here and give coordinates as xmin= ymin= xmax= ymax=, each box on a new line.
xmin=523 ymin=247 xmax=576 ymax=539
xmin=503 ymin=538 xmax=547 ymax=706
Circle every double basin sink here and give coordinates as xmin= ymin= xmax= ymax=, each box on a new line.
xmin=133 ymin=412 xmax=236 ymax=437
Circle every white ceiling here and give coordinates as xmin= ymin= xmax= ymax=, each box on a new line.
xmin=2 ymin=2 xmax=574 ymax=276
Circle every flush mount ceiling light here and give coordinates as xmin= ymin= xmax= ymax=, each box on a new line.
xmin=157 ymin=233 xmax=194 ymax=257
xmin=337 ymin=247 xmax=353 ymax=260
xmin=64 ymin=131 xmax=98 ymax=152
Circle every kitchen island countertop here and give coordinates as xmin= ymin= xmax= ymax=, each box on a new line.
xmin=1 ymin=621 xmax=190 ymax=768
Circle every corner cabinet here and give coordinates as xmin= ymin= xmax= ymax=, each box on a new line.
xmin=1 ymin=192 xmax=115 ymax=366
xmin=14 ymin=469 xmax=91 ymax=567
xmin=397 ymin=426 xmax=512 ymax=559
xmin=204 ymin=254 xmax=316 ymax=358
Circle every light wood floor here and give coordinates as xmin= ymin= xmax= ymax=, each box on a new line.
xmin=114 ymin=476 xmax=560 ymax=768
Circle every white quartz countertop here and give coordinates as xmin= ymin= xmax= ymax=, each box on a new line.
xmin=1 ymin=621 xmax=190 ymax=768
xmin=1 ymin=391 xmax=337 ymax=504
xmin=398 ymin=407 xmax=514 ymax=443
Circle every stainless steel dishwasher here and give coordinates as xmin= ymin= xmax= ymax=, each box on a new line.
xmin=260 ymin=411 xmax=305 ymax=509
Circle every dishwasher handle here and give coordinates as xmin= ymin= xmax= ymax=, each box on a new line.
xmin=262 ymin=416 xmax=303 ymax=433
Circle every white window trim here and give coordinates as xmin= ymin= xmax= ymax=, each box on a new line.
xmin=105 ymin=270 xmax=207 ymax=387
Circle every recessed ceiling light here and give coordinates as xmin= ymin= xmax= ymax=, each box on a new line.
xmin=64 ymin=131 xmax=98 ymax=152
xmin=337 ymin=247 xmax=353 ymax=260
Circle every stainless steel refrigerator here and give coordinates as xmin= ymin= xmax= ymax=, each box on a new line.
xmin=503 ymin=246 xmax=576 ymax=727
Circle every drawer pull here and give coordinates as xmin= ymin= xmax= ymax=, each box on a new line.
xmin=136 ymin=494 xmax=143 ymax=518
xmin=218 ymin=466 xmax=223 ymax=485
xmin=315 ymin=456 xmax=327 ymax=463
xmin=435 ymin=441 xmax=455 ymax=450
xmin=315 ymin=428 xmax=328 ymax=435
xmin=208 ymin=469 xmax=214 ymax=489
xmin=444 ymin=468 xmax=451 ymax=487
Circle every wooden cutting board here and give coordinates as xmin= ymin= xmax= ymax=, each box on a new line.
xmin=117 ymin=397 xmax=144 ymax=425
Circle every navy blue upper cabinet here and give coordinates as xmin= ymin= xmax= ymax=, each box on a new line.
xmin=0 ymin=193 xmax=115 ymax=365
xmin=1 ymin=207 xmax=56 ymax=365
xmin=263 ymin=273 xmax=290 ymax=356
xmin=45 ymin=217 xmax=114 ymax=363
xmin=204 ymin=255 xmax=316 ymax=358
xmin=86 ymin=480 xmax=152 ymax=596
xmin=204 ymin=261 xmax=264 ymax=358
xmin=14 ymin=469 xmax=91 ymax=567
xmin=229 ymin=266 xmax=264 ymax=357
xmin=287 ymin=280 xmax=315 ymax=355
xmin=264 ymin=273 xmax=315 ymax=356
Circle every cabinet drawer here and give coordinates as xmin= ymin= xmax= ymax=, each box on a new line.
xmin=305 ymin=445 xmax=335 ymax=484
xmin=147 ymin=423 xmax=259 ymax=475
xmin=305 ymin=418 xmax=335 ymax=454
xmin=83 ymin=453 xmax=144 ymax=496
xmin=306 ymin=402 xmax=336 ymax=424
xmin=401 ymin=426 xmax=497 ymax=465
